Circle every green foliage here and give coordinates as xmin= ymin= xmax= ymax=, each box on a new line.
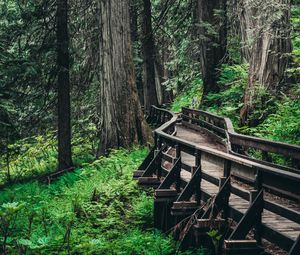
xmin=129 ymin=193 xmax=154 ymax=228
xmin=0 ymin=130 xmax=95 ymax=186
xmin=207 ymin=229 xmax=222 ymax=255
xmin=243 ymin=98 xmax=300 ymax=145
xmin=151 ymin=0 xmax=202 ymax=105
xmin=0 ymin=147 xmax=199 ymax=254
xmin=0 ymin=0 xmax=57 ymax=142
xmin=288 ymin=5 xmax=300 ymax=74
xmin=204 ymin=64 xmax=248 ymax=126
xmin=170 ymin=76 xmax=203 ymax=112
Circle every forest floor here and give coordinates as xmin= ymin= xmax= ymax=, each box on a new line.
xmin=0 ymin=147 xmax=205 ymax=255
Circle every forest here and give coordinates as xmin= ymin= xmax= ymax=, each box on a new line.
xmin=0 ymin=0 xmax=299 ymax=254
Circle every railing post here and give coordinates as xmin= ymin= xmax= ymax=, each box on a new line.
xmin=175 ymin=158 xmax=182 ymax=192
xmin=175 ymin=143 xmax=181 ymax=159
xmin=255 ymin=169 xmax=262 ymax=191
xmin=223 ymin=159 xmax=231 ymax=178
xmin=156 ymin=135 xmax=161 ymax=150
xmin=292 ymin=158 xmax=300 ymax=170
xmin=188 ymin=112 xmax=192 ymax=123
xmin=154 ymin=132 xmax=158 ymax=149
xmin=219 ymin=175 xmax=230 ymax=220
xmin=195 ymin=150 xmax=202 ymax=205
xmin=157 ymin=110 xmax=162 ymax=126
xmin=157 ymin=157 xmax=162 ymax=179
xmin=253 ymin=169 xmax=263 ymax=245
xmin=163 ymin=112 xmax=166 ymax=123
xmin=262 ymin=151 xmax=272 ymax=163
xmin=173 ymin=143 xmax=181 ymax=192
xmin=154 ymin=132 xmax=161 ymax=150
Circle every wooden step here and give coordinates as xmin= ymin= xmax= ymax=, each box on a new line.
xmin=171 ymin=201 xmax=200 ymax=216
xmin=172 ymin=201 xmax=198 ymax=208
xmin=155 ymin=189 xmax=178 ymax=197
xmin=133 ymin=170 xmax=145 ymax=179
xmin=138 ymin=177 xmax=161 ymax=187
xmin=194 ymin=219 xmax=226 ymax=230
xmin=223 ymin=240 xmax=264 ymax=255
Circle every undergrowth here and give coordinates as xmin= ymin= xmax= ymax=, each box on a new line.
xmin=0 ymin=130 xmax=95 ymax=186
xmin=0 ymin=147 xmax=205 ymax=254
xmin=203 ymin=64 xmax=248 ymax=127
xmin=170 ymin=61 xmax=300 ymax=147
xmin=170 ymin=76 xmax=203 ymax=112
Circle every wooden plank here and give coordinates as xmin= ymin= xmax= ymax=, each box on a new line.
xmin=146 ymin=106 xmax=300 ymax=253
xmin=137 ymin=147 xmax=155 ymax=170
xmin=224 ymin=240 xmax=258 ymax=249
xmin=142 ymin=146 xmax=165 ymax=177
xmin=264 ymin=200 xmax=300 ymax=224
xmin=195 ymin=219 xmax=226 ymax=229
xmin=229 ymin=190 xmax=263 ymax=240
xmin=155 ymin=189 xmax=178 ymax=197
xmin=230 ymin=185 xmax=250 ymax=201
xmin=202 ymin=171 xmax=219 ymax=186
xmin=172 ymin=201 xmax=198 ymax=208
xmin=262 ymin=224 xmax=295 ymax=251
xmin=229 ymin=133 xmax=300 ymax=160
xmin=177 ymin=166 xmax=201 ymax=202
xmin=158 ymin=157 xmax=181 ymax=190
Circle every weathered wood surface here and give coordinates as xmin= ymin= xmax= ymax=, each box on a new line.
xmin=135 ymin=105 xmax=300 ymax=255
xmin=174 ymin=123 xmax=300 ymax=242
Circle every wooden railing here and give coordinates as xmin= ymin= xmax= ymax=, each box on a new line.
xmin=181 ymin=107 xmax=300 ymax=172
xmin=135 ymin=105 xmax=300 ymax=254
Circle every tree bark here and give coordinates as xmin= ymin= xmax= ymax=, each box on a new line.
xmin=57 ymin=0 xmax=73 ymax=170
xmin=142 ymin=0 xmax=159 ymax=112
xmin=240 ymin=0 xmax=292 ymax=125
xmin=236 ymin=0 xmax=253 ymax=61
xmin=96 ymin=0 xmax=150 ymax=156
xmin=130 ymin=0 xmax=144 ymax=106
xmin=196 ymin=0 xmax=227 ymax=97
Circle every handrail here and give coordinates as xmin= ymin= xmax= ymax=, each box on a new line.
xmin=148 ymin=105 xmax=178 ymax=138
xmin=149 ymin=105 xmax=300 ymax=198
xmin=145 ymin=105 xmax=300 ymax=252
xmin=181 ymin=107 xmax=300 ymax=171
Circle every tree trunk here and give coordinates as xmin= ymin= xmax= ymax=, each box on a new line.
xmin=142 ymin=0 xmax=159 ymax=112
xmin=57 ymin=0 xmax=73 ymax=170
xmin=130 ymin=0 xmax=144 ymax=106
xmin=236 ymin=0 xmax=253 ymax=62
xmin=240 ymin=0 xmax=292 ymax=125
xmin=96 ymin=0 xmax=150 ymax=156
xmin=197 ymin=0 xmax=227 ymax=97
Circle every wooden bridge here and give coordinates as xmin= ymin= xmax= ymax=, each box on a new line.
xmin=133 ymin=106 xmax=300 ymax=255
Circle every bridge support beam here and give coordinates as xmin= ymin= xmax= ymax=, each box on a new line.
xmin=154 ymin=189 xmax=178 ymax=232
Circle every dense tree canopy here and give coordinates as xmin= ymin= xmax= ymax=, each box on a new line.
xmin=0 ymin=0 xmax=299 ymax=253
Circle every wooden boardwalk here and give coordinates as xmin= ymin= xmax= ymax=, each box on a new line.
xmin=134 ymin=106 xmax=300 ymax=255
xmin=175 ymin=124 xmax=300 ymax=242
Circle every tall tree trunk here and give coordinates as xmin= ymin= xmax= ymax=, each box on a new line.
xmin=142 ymin=0 xmax=159 ymax=112
xmin=236 ymin=0 xmax=253 ymax=62
xmin=96 ymin=0 xmax=150 ymax=156
xmin=130 ymin=0 xmax=139 ymax=43
xmin=197 ymin=0 xmax=227 ymax=97
xmin=57 ymin=0 xmax=73 ymax=170
xmin=240 ymin=0 xmax=292 ymax=126
xmin=130 ymin=0 xmax=144 ymax=106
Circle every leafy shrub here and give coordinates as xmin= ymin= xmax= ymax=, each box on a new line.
xmin=170 ymin=76 xmax=203 ymax=112
xmin=0 ymin=130 xmax=95 ymax=186
xmin=204 ymin=64 xmax=248 ymax=126
xmin=243 ymin=98 xmax=300 ymax=145
xmin=0 ymin=147 xmax=203 ymax=254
